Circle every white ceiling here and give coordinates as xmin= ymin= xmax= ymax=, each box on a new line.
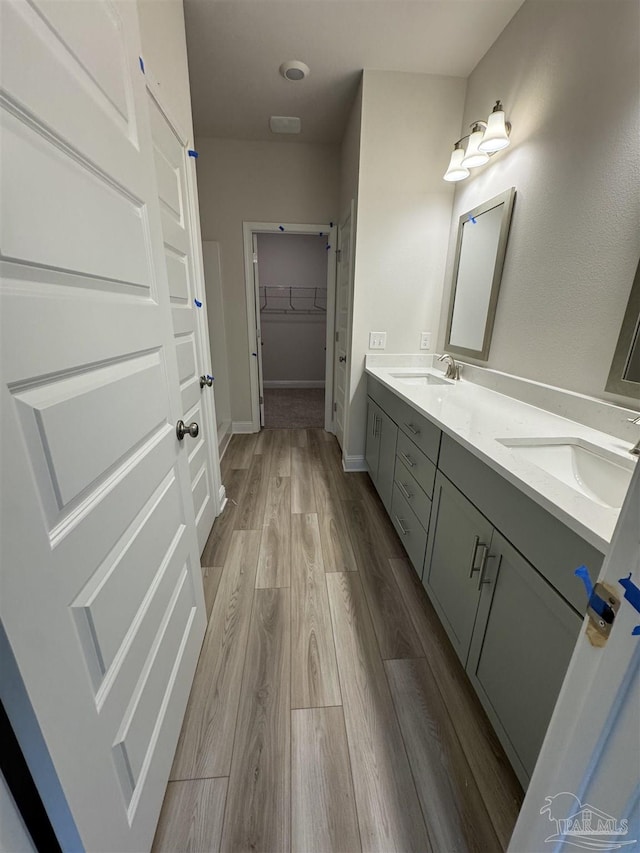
xmin=184 ymin=0 xmax=524 ymax=144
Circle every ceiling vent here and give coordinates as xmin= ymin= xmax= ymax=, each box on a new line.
xmin=269 ymin=116 xmax=301 ymax=134
xmin=279 ymin=60 xmax=310 ymax=82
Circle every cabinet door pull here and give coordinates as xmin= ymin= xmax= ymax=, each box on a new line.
xmin=405 ymin=422 xmax=420 ymax=436
xmin=397 ymin=481 xmax=413 ymax=501
xmin=468 ymin=535 xmax=480 ymax=577
xmin=477 ymin=548 xmax=497 ymax=590
xmin=394 ymin=515 xmax=410 ymax=536
xmin=399 ymin=450 xmax=416 ymax=468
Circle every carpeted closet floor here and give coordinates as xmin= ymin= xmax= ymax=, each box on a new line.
xmin=263 ymin=388 xmax=325 ymax=429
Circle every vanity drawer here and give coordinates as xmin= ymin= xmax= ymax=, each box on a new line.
xmin=394 ymin=456 xmax=433 ymax=530
xmin=396 ymin=432 xmax=436 ymax=498
xmin=390 ymin=484 xmax=429 ymax=573
xmin=368 ymin=376 xmax=441 ymax=464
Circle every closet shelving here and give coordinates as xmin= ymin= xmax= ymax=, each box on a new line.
xmin=259 ymin=286 xmax=327 ymax=315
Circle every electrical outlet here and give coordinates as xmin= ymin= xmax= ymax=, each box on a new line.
xmin=369 ymin=331 xmax=386 ymax=350
xmin=420 ymin=332 xmax=432 ymax=350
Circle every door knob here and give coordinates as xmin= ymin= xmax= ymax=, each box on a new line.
xmin=199 ymin=374 xmax=214 ymax=388
xmin=176 ymin=420 xmax=199 ymax=440
xmin=339 ymin=355 xmax=346 ymax=362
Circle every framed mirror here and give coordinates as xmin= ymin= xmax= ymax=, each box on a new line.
xmin=606 ymin=259 xmax=640 ymax=399
xmin=444 ymin=187 xmax=516 ymax=361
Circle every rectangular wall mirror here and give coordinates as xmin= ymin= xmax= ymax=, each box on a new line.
xmin=445 ymin=187 xmax=516 ymax=361
xmin=606 ymin=259 xmax=640 ymax=400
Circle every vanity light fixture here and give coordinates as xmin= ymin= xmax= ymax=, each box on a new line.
xmin=443 ymin=100 xmax=511 ymax=182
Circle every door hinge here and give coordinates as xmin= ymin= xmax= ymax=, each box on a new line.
xmin=336 ymin=249 xmax=342 ymax=262
xmin=252 ymin=252 xmax=258 ymax=263
xmin=260 ymin=395 xmax=264 ymax=405
xmin=333 ymin=402 xmax=337 ymax=412
xmin=335 ymin=331 xmax=339 ymax=343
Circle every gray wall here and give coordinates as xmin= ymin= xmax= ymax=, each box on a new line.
xmin=438 ymin=0 xmax=640 ymax=406
xmin=195 ymin=138 xmax=339 ymax=425
xmin=346 ymin=70 xmax=467 ymax=462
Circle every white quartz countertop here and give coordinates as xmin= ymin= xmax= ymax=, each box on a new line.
xmin=365 ymin=363 xmax=637 ymax=552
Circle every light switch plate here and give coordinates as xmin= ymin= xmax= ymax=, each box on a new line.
xmin=369 ymin=331 xmax=386 ymax=350
xmin=420 ymin=332 xmax=432 ymax=350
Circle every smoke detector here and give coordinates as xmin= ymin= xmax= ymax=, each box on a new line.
xmin=279 ymin=60 xmax=310 ymax=82
xmin=269 ymin=116 xmax=301 ymax=134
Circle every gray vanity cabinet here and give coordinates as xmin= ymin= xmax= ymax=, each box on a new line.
xmin=365 ymin=398 xmax=398 ymax=512
xmin=365 ymin=373 xmax=602 ymax=790
xmin=423 ymin=472 xmax=493 ymax=665
xmin=467 ymin=531 xmax=581 ymax=784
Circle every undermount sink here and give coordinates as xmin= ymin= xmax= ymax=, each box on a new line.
xmin=389 ymin=371 xmax=454 ymax=387
xmin=497 ymin=437 xmax=634 ymax=509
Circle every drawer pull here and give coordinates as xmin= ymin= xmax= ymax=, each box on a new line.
xmin=477 ymin=550 xmax=498 ymax=591
xmin=394 ymin=515 xmax=410 ymax=536
xmin=400 ymin=450 xmax=416 ymax=468
xmin=405 ymin=422 xmax=420 ymax=436
xmin=468 ymin=535 xmax=480 ymax=577
xmin=397 ymin=481 xmax=413 ymax=501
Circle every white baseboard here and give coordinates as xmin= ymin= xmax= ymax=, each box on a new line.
xmin=218 ymin=430 xmax=231 ymax=459
xmin=343 ymin=454 xmax=367 ymax=472
xmin=231 ymin=420 xmax=256 ymax=434
xmin=217 ymin=485 xmax=227 ymax=516
xmin=217 ymin=420 xmax=231 ymax=453
xmin=263 ymin=380 xmax=326 ymax=389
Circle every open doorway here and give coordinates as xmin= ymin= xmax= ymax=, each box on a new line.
xmin=258 ymin=232 xmax=327 ymax=427
xmin=244 ymin=222 xmax=336 ymax=433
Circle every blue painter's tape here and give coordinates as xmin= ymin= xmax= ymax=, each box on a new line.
xmin=326 ymin=244 xmax=331 ymax=250
xmin=188 ymin=149 xmax=199 ymax=158
xmin=469 ymin=215 xmax=477 ymax=224
xmin=619 ymin=573 xmax=640 ymax=613
xmin=278 ymin=225 xmax=285 ymax=231
xmin=207 ymin=374 xmax=214 ymax=381
xmin=619 ymin=573 xmax=640 ymax=635
xmin=194 ymin=299 xmax=202 ymax=308
xmin=575 ymin=565 xmax=594 ymax=599
xmin=139 ymin=56 xmax=145 ymax=74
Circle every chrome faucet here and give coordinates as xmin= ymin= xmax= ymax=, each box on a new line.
xmin=438 ymin=353 xmax=461 ymax=381
xmin=628 ymin=416 xmax=640 ymax=456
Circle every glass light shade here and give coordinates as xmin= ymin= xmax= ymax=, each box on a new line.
xmin=479 ymin=108 xmax=510 ymax=152
xmin=461 ymin=128 xmax=490 ymax=168
xmin=443 ymin=146 xmax=470 ymax=182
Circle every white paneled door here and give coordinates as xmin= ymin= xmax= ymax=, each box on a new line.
xmin=0 ymin=2 xmax=206 ymax=850
xmin=147 ymin=89 xmax=219 ymax=552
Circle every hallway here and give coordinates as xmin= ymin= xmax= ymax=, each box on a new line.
xmin=152 ymin=429 xmax=523 ymax=852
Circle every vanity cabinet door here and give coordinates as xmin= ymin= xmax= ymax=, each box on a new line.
xmin=365 ymin=398 xmax=397 ymax=512
xmin=467 ymin=531 xmax=582 ymax=787
xmin=377 ymin=408 xmax=398 ymax=512
xmin=423 ymin=472 xmax=493 ymax=665
xmin=365 ymin=398 xmax=381 ymax=478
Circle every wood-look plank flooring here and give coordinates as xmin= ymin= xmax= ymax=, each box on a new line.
xmin=154 ymin=429 xmax=523 ymax=852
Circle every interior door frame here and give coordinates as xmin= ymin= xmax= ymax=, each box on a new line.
xmin=242 ymin=221 xmax=336 ymax=433
xmin=145 ymin=72 xmax=224 ymax=518
xmin=333 ymin=200 xmax=356 ymax=457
